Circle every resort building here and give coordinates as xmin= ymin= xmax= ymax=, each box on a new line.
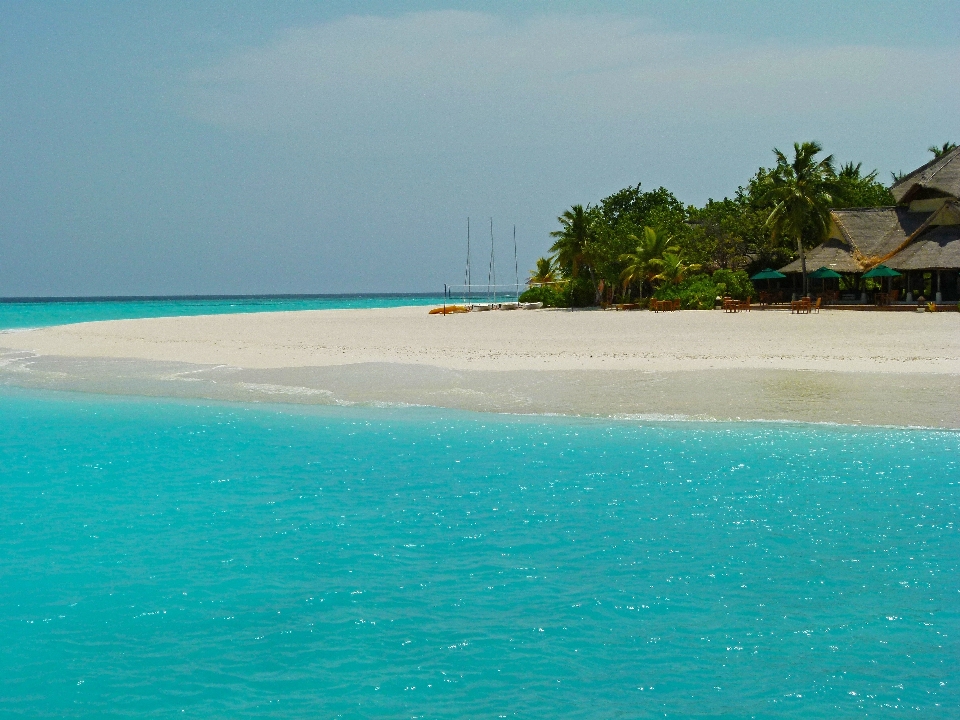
xmin=780 ymin=147 xmax=960 ymax=302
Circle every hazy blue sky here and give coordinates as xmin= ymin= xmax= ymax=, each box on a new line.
xmin=1 ymin=2 xmax=958 ymax=296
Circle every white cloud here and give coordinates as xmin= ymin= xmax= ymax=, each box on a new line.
xmin=183 ymin=10 xmax=960 ymax=153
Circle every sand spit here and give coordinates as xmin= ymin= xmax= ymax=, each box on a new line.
xmin=1 ymin=306 xmax=958 ymax=426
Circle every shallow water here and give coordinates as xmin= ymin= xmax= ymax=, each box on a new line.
xmin=0 ymin=295 xmax=448 ymax=330
xmin=1 ymin=390 xmax=957 ymax=718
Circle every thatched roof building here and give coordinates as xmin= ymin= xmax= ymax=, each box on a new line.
xmin=780 ymin=147 xmax=960 ymax=283
xmin=891 ymin=147 xmax=960 ymax=205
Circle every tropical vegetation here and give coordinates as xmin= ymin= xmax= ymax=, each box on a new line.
xmin=521 ymin=140 xmax=950 ymax=308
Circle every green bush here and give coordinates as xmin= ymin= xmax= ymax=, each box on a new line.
xmin=711 ymin=269 xmax=755 ymax=300
xmin=519 ymin=284 xmax=567 ymax=307
xmin=652 ymin=274 xmax=719 ymax=309
xmin=520 ymin=278 xmax=599 ymax=307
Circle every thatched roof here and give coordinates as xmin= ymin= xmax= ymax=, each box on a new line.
xmin=779 ymin=237 xmax=861 ymax=273
xmin=885 ymin=225 xmax=960 ymax=271
xmin=779 ymin=207 xmax=932 ymax=273
xmin=891 ymin=146 xmax=960 ymax=204
xmin=835 ymin=207 xmax=930 ymax=259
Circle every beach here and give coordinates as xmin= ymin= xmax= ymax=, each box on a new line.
xmin=1 ymin=306 xmax=958 ymax=426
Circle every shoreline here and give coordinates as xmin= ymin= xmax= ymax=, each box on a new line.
xmin=1 ymin=380 xmax=955 ymax=434
xmin=1 ymin=306 xmax=958 ymax=427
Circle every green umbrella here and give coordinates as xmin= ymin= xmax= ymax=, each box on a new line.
xmin=862 ymin=264 xmax=901 ymax=278
xmin=862 ymin=264 xmax=902 ymax=301
xmin=750 ymin=268 xmax=787 ymax=280
xmin=807 ymin=266 xmax=842 ymax=279
xmin=806 ymin=266 xmax=842 ymax=298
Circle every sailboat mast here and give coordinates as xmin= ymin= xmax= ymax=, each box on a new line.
xmin=465 ymin=217 xmax=471 ymax=303
xmin=513 ymin=224 xmax=519 ymax=302
xmin=489 ymin=218 xmax=495 ymax=303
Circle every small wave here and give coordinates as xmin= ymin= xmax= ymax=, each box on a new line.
xmin=235 ymin=382 xmax=335 ymax=398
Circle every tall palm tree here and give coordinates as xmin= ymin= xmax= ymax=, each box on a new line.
xmin=528 ymin=257 xmax=557 ymax=285
xmin=929 ymin=142 xmax=958 ymax=158
xmin=650 ymin=252 xmax=700 ymax=287
xmin=762 ymin=141 xmax=840 ymax=298
xmin=550 ymin=204 xmax=598 ymax=298
xmin=618 ymin=226 xmax=678 ymax=300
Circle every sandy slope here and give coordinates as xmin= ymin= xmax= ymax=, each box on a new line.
xmin=2 ymin=305 xmax=958 ymax=372
xmin=1 ymin=307 xmax=958 ymax=426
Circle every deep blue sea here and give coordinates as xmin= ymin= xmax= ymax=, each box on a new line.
xmin=2 ymin=388 xmax=957 ymax=718
xmin=0 ymin=295 xmax=447 ymax=330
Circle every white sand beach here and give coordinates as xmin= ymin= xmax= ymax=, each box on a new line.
xmin=2 ymin=306 xmax=959 ymax=426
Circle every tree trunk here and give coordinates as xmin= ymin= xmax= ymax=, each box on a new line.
xmin=589 ymin=268 xmax=600 ymax=305
xmin=797 ymin=235 xmax=808 ymax=298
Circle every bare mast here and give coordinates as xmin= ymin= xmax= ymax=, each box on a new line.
xmin=465 ymin=218 xmax=471 ymax=304
xmin=513 ymin=224 xmax=519 ymax=302
xmin=488 ymin=218 xmax=496 ymax=304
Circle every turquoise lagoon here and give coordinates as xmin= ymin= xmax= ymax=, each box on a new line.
xmin=1 ymin=388 xmax=957 ymax=718
xmin=0 ymin=294 xmax=447 ymax=330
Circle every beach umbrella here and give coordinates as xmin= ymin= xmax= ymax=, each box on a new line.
xmin=807 ymin=266 xmax=841 ymax=279
xmin=861 ymin=264 xmax=901 ymax=278
xmin=750 ymin=267 xmax=787 ymax=296
xmin=808 ymin=266 xmax=842 ymax=297
xmin=750 ymin=268 xmax=787 ymax=280
xmin=862 ymin=264 xmax=902 ymax=297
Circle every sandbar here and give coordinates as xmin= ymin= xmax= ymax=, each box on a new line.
xmin=1 ymin=306 xmax=958 ymax=426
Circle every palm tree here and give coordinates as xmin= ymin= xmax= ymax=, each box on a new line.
xmin=618 ymin=226 xmax=678 ymax=300
xmin=929 ymin=142 xmax=958 ymax=158
xmin=650 ymin=252 xmax=700 ymax=287
xmin=838 ymin=161 xmax=876 ymax=183
xmin=550 ymin=204 xmax=598 ymax=300
xmin=528 ymin=257 xmax=557 ymax=285
xmin=761 ymin=141 xmax=840 ymax=298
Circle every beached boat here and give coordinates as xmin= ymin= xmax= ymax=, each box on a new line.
xmin=520 ymin=302 xmax=543 ymax=310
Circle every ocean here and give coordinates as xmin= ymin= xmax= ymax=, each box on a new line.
xmin=2 ymin=387 xmax=957 ymax=718
xmin=0 ymin=295 xmax=448 ymax=330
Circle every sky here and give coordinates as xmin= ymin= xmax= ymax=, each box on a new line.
xmin=1 ymin=2 xmax=958 ymax=296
